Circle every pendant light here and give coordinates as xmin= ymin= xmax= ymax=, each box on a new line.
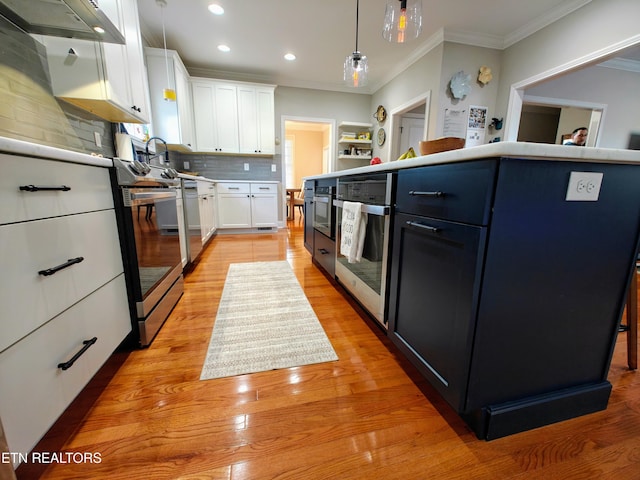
xmin=157 ymin=0 xmax=176 ymax=101
xmin=344 ymin=0 xmax=368 ymax=88
xmin=382 ymin=0 xmax=422 ymax=43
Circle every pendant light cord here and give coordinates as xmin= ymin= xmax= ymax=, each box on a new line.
xmin=161 ymin=3 xmax=171 ymax=89
xmin=355 ymin=0 xmax=360 ymax=53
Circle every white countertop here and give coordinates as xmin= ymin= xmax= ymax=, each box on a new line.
xmin=306 ymin=141 xmax=640 ymax=180
xmin=0 ymin=136 xmax=113 ymax=168
xmin=178 ymin=174 xmax=279 ymax=184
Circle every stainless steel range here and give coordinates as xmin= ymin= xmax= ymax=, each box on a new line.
xmin=110 ymin=158 xmax=183 ymax=347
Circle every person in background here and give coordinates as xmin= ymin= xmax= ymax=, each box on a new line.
xmin=565 ymin=127 xmax=588 ymax=146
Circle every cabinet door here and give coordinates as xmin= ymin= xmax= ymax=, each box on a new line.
xmin=192 ymin=81 xmax=239 ymax=153
xmin=251 ymin=194 xmax=278 ymax=227
xmin=255 ymin=87 xmax=275 ymax=154
xmin=213 ymin=83 xmax=239 ymax=152
xmin=237 ymin=86 xmax=259 ymax=154
xmin=217 ymin=194 xmax=251 ymax=228
xmin=174 ymin=58 xmax=194 ymax=148
xmin=192 ymin=81 xmax=218 ymax=151
xmin=387 ymin=212 xmax=486 ymax=412
xmin=237 ymin=86 xmax=274 ymax=154
xmin=120 ymin=0 xmax=149 ymax=122
xmin=145 ymin=48 xmax=192 ymax=148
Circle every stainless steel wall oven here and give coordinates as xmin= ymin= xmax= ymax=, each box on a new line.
xmin=313 ymin=185 xmax=335 ymax=239
xmin=334 ymin=172 xmax=394 ymax=328
xmin=111 ymin=158 xmax=184 ymax=347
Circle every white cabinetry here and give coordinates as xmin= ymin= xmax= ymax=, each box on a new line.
xmin=40 ymin=0 xmax=150 ymax=123
xmin=197 ymin=180 xmax=217 ymax=243
xmin=145 ymin=48 xmax=194 ymax=150
xmin=191 ymin=79 xmax=275 ymax=155
xmin=217 ymin=182 xmax=278 ymax=230
xmin=337 ymin=122 xmax=373 ymax=169
xmin=192 ymin=80 xmax=239 ymax=153
xmin=0 ymin=152 xmax=131 ymax=467
xmin=237 ymin=85 xmax=276 ymax=154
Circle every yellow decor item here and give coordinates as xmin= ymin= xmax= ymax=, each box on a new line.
xmin=397 ymin=147 xmax=416 ymax=160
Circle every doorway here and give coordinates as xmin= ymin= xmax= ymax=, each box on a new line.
xmin=518 ymin=95 xmax=605 ymax=146
xmin=282 ymin=117 xmax=334 ymax=190
xmin=388 ymin=92 xmax=431 ymax=162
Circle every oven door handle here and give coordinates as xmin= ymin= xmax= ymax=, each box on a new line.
xmin=129 ymin=191 xmax=175 ymax=201
xmin=333 ymin=199 xmax=389 ymax=216
xmin=313 ymin=196 xmax=330 ymax=204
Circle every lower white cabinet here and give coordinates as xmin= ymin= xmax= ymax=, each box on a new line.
xmin=217 ymin=182 xmax=278 ymax=230
xmin=0 ymin=148 xmax=130 ymax=469
xmin=197 ymin=180 xmax=217 ymax=243
xmin=0 ymin=276 xmax=130 ymax=465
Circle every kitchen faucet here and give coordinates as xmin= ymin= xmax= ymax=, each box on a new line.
xmin=144 ymin=136 xmax=169 ymax=165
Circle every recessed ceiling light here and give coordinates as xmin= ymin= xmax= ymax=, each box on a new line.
xmin=208 ymin=4 xmax=224 ymax=15
xmin=284 ymin=53 xmax=296 ymax=61
xmin=218 ymin=44 xmax=230 ymax=53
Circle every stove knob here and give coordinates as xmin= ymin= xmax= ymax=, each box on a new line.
xmin=162 ymin=168 xmax=176 ymax=179
xmin=131 ymin=160 xmax=146 ymax=175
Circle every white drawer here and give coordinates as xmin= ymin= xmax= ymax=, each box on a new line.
xmin=217 ymin=182 xmax=250 ymax=194
xmin=0 ymin=275 xmax=130 ymax=462
xmin=0 ymin=209 xmax=124 ymax=352
xmin=0 ymin=153 xmax=114 ymax=225
xmin=251 ymin=183 xmax=277 ymax=194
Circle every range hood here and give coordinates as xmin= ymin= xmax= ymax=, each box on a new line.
xmin=0 ymin=0 xmax=125 ymax=44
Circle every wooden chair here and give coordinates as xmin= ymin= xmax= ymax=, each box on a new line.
xmin=293 ymin=186 xmax=304 ymax=217
xmin=419 ymin=137 xmax=465 ymax=155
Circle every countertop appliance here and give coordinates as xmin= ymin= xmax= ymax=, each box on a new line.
xmin=334 ymin=172 xmax=394 ymax=328
xmin=110 ymin=158 xmax=183 ymax=347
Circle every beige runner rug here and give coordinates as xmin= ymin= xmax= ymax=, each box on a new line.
xmin=200 ymin=261 xmax=338 ymax=380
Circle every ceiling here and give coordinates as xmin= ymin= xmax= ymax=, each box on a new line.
xmin=135 ymin=0 xmax=638 ymax=94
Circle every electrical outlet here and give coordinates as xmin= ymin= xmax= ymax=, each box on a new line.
xmin=271 ymin=164 xmax=276 ymax=172
xmin=183 ymin=160 xmax=190 ymax=170
xmin=244 ymin=163 xmax=250 ymax=171
xmin=566 ymin=171 xmax=603 ymax=201
xmin=94 ymin=132 xmax=101 ymax=148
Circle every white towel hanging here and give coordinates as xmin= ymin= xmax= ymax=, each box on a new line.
xmin=340 ymin=201 xmax=367 ymax=263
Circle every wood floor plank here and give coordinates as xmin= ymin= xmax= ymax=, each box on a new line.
xmin=16 ymin=222 xmax=640 ymax=480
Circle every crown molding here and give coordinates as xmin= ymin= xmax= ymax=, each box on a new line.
xmin=504 ymin=0 xmax=593 ymax=48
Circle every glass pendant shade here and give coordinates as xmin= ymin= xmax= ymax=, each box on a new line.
xmin=344 ymin=52 xmax=368 ymax=88
xmin=383 ymin=0 xmax=422 ymax=43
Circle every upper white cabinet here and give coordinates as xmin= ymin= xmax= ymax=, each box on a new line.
xmin=145 ymin=48 xmax=194 ymax=151
xmin=237 ymin=85 xmax=276 ymax=154
xmin=191 ymin=78 xmax=275 ymax=155
xmin=192 ymin=79 xmax=239 ymax=153
xmin=41 ymin=0 xmax=150 ymax=124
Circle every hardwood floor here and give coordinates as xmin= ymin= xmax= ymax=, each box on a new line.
xmin=18 ymin=221 xmax=640 ymax=479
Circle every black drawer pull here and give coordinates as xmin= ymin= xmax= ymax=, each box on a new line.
xmin=318 ymin=248 xmax=330 ymax=254
xmin=20 ymin=185 xmax=71 ymax=192
xmin=408 ymin=190 xmax=444 ymax=197
xmin=57 ymin=337 xmax=97 ymax=371
xmin=406 ymin=221 xmax=441 ymax=233
xmin=38 ymin=256 xmax=84 ymax=276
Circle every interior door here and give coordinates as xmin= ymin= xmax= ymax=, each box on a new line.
xmin=399 ymin=115 xmax=425 ymax=156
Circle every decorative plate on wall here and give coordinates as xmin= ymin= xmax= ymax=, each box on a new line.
xmin=377 ymin=128 xmax=386 ymax=146
xmin=374 ymin=105 xmax=387 ymax=124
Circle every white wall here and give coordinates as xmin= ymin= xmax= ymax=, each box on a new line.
xmin=436 ymin=43 xmax=502 ymax=143
xmin=370 ymin=44 xmax=444 ymax=161
xmin=496 ymin=0 xmax=640 ymax=136
xmin=274 ymin=86 xmax=370 ymax=155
